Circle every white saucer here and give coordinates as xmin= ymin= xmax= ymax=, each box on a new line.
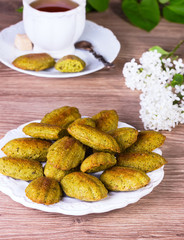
xmin=0 ymin=120 xmax=164 ymax=216
xmin=0 ymin=20 xmax=121 ymax=78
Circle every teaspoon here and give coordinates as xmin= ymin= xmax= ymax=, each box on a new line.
xmin=75 ymin=41 xmax=114 ymax=69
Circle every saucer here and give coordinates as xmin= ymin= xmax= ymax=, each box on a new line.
xmin=0 ymin=20 xmax=121 ymax=78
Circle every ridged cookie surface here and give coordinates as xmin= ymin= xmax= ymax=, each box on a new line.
xmin=92 ymin=110 xmax=118 ymax=134
xmin=41 ymin=106 xmax=81 ymax=128
xmin=126 ymin=131 xmax=166 ymax=152
xmin=113 ymin=127 xmax=138 ymax=152
xmin=47 ymin=136 xmax=85 ymax=171
xmin=81 ymin=152 xmax=117 ymax=173
xmin=100 ymin=166 xmax=150 ymax=191
xmin=1 ymin=137 xmax=52 ymax=162
xmin=71 ymin=117 xmax=96 ymax=128
xmin=44 ymin=162 xmax=76 ymax=182
xmin=67 ymin=124 xmax=120 ymax=153
xmin=25 ymin=176 xmax=62 ymax=205
xmin=23 ymin=122 xmax=67 ymax=140
xmin=0 ymin=157 xmax=43 ymax=181
xmin=117 ymin=152 xmax=167 ymax=172
xmin=61 ymin=172 xmax=108 ymax=201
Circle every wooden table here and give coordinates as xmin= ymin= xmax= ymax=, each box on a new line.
xmin=0 ymin=1 xmax=184 ymax=239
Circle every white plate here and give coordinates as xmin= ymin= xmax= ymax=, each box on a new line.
xmin=0 ymin=120 xmax=164 ymax=215
xmin=0 ymin=20 xmax=120 ymax=78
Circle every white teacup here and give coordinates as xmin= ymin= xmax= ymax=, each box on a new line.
xmin=23 ymin=0 xmax=86 ymax=58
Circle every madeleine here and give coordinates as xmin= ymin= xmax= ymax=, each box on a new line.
xmin=100 ymin=166 xmax=150 ymax=191
xmin=61 ymin=172 xmax=108 ymax=201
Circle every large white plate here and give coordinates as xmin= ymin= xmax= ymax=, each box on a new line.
xmin=0 ymin=120 xmax=164 ymax=215
xmin=0 ymin=20 xmax=120 ymax=78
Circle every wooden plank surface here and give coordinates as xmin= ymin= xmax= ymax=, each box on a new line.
xmin=0 ymin=0 xmax=184 ymax=239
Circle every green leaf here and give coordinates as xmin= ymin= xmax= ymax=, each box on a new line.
xmin=87 ymin=0 xmax=109 ymax=12
xmin=170 ymin=74 xmax=184 ymax=87
xmin=122 ymin=0 xmax=160 ymax=32
xmin=170 ymin=0 xmax=184 ymax=4
xmin=86 ymin=2 xmax=94 ymax=12
xmin=149 ymin=46 xmax=169 ymax=55
xmin=158 ymin=0 xmax=170 ymax=3
xmin=16 ymin=6 xmax=23 ymax=13
xmin=163 ymin=0 xmax=184 ymax=23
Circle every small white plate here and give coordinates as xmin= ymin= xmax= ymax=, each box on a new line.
xmin=0 ymin=20 xmax=121 ymax=78
xmin=0 ymin=120 xmax=164 ymax=216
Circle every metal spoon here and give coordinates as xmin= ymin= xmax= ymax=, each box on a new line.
xmin=75 ymin=41 xmax=114 ymax=69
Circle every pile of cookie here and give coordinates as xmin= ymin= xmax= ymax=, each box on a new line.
xmin=0 ymin=106 xmax=167 ymax=205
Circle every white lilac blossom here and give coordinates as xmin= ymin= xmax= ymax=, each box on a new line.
xmin=122 ymin=50 xmax=184 ymax=131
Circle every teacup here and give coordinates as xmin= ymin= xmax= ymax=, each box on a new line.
xmin=22 ymin=0 xmax=86 ymax=58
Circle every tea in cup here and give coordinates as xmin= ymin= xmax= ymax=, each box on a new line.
xmin=30 ymin=0 xmax=79 ymax=12
xmin=22 ymin=0 xmax=86 ymax=58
